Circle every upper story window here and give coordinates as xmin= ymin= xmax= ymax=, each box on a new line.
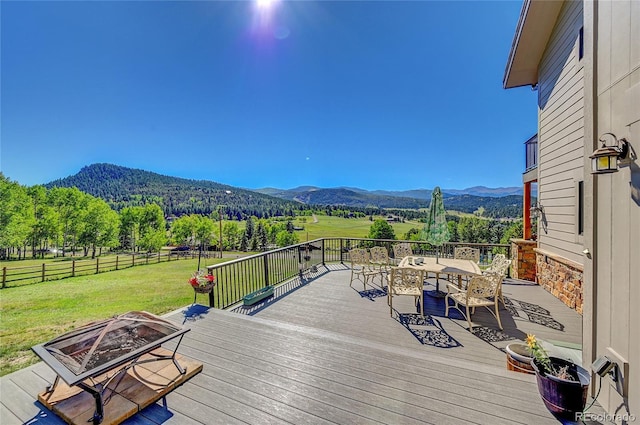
xmin=579 ymin=27 xmax=584 ymax=60
xmin=525 ymin=134 xmax=538 ymax=172
xmin=578 ymin=181 xmax=584 ymax=235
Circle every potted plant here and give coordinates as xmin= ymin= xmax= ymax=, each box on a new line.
xmin=189 ymin=271 xmax=216 ymax=295
xmin=505 ymin=343 xmax=535 ymax=374
xmin=526 ymin=334 xmax=591 ymax=419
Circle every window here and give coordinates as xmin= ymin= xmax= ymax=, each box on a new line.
xmin=578 ymin=181 xmax=584 ymax=235
xmin=578 ymin=27 xmax=584 ymax=60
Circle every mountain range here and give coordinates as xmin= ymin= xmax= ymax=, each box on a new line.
xmin=44 ymin=163 xmax=526 ymax=218
xmin=255 ymin=185 xmax=523 ymax=201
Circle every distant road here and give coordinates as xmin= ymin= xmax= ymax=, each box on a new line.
xmin=312 ymin=214 xmax=318 ymax=223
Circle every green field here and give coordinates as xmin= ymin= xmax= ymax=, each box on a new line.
xmin=0 ymin=214 xmax=425 ymax=377
xmin=293 ymin=214 xmax=424 ymax=240
xmin=0 ymin=257 xmax=228 ymax=376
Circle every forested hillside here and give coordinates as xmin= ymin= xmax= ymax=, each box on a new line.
xmin=289 ymin=188 xmax=427 ymax=209
xmin=443 ymin=195 xmax=523 ymax=218
xmin=2 ymin=171 xmax=528 ymax=261
xmin=44 ymin=163 xmax=525 ymax=219
xmin=257 ymin=187 xmax=525 ymax=218
xmin=45 ymin=164 xmax=307 ymax=219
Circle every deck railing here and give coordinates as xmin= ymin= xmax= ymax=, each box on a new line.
xmin=205 ymin=238 xmax=510 ymax=309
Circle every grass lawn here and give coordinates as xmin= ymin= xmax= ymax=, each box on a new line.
xmin=293 ymin=214 xmax=423 ymax=240
xmin=0 ymin=215 xmax=425 ymax=377
xmin=0 ymin=257 xmax=226 ymax=376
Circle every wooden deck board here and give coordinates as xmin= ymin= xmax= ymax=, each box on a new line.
xmin=249 ymin=268 xmax=582 ymax=364
xmin=1 ymin=265 xmax=603 ymax=424
xmin=173 ymin=310 xmax=558 ymax=425
xmin=0 ymin=403 xmax=23 ymax=425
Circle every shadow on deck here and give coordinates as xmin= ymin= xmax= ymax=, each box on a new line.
xmin=238 ymin=264 xmax=582 ymax=367
xmin=2 ymin=264 xmax=608 ymax=425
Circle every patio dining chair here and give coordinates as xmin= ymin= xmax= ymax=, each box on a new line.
xmin=448 ymin=246 xmax=480 ymax=284
xmin=369 ymin=246 xmax=391 ymax=285
xmin=392 ymin=243 xmax=413 ymax=265
xmin=484 ymin=253 xmax=511 ymax=276
xmin=454 ymin=246 xmax=480 ymax=263
xmin=388 ymin=267 xmax=425 ymax=317
xmin=444 ymin=274 xmax=503 ymax=330
xmin=482 ymin=254 xmax=511 ymax=306
xmin=348 ymin=248 xmax=382 ymax=290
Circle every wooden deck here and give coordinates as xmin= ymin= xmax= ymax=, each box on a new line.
xmin=1 ymin=264 xmax=602 ymax=424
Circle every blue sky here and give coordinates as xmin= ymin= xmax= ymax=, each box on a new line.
xmin=1 ymin=0 xmax=536 ymax=191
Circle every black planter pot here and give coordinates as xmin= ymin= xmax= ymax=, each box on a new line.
xmin=531 ymin=357 xmax=591 ymax=419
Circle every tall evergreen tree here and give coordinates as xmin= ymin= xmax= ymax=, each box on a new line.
xmin=256 ymin=222 xmax=268 ymax=251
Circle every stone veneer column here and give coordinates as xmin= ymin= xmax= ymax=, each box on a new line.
xmin=510 ymin=239 xmax=537 ymax=282
xmin=534 ymin=248 xmax=584 ymax=314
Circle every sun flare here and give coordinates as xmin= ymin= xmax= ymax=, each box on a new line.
xmin=256 ymin=0 xmax=277 ymax=9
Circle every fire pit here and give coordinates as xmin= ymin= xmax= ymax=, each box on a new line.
xmin=32 ymin=311 xmax=190 ymax=425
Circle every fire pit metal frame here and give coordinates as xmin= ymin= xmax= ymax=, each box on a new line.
xmin=32 ymin=311 xmax=189 ymax=425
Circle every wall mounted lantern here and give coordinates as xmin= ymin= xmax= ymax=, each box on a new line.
xmin=530 ymin=202 xmax=544 ymax=219
xmin=590 ymin=133 xmax=629 ymax=174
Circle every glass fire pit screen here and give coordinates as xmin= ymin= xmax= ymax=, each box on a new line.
xmin=33 ymin=311 xmax=188 ymax=386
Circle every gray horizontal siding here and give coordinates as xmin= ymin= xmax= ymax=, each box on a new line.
xmin=537 ymin=0 xmax=584 ymax=266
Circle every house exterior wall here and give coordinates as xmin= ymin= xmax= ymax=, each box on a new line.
xmin=590 ymin=0 xmax=640 ymax=416
xmin=536 ymin=0 xmax=585 ymax=267
xmin=504 ymin=0 xmax=639 ymax=418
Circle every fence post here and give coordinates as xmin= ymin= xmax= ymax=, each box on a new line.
xmin=96 ymin=258 xmax=100 ymax=274
xmin=2 ymin=267 xmax=6 ymax=288
xmin=42 ymin=263 xmax=46 ymax=282
xmin=158 ymin=252 xmax=161 ymax=263
xmin=116 ymin=256 xmax=119 ymax=270
xmin=132 ymin=254 xmax=135 ymax=267
xmin=72 ymin=260 xmax=75 ymax=277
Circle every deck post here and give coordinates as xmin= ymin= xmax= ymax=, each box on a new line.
xmin=207 ymin=265 xmax=216 ymax=308
xmin=263 ymin=255 xmax=270 ymax=287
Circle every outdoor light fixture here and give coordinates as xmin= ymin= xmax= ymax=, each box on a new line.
xmin=590 ymin=133 xmax=629 ymax=174
xmin=530 ymin=202 xmax=544 ymax=219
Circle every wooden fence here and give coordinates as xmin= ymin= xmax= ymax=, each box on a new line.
xmin=1 ymin=251 xmax=207 ymax=288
